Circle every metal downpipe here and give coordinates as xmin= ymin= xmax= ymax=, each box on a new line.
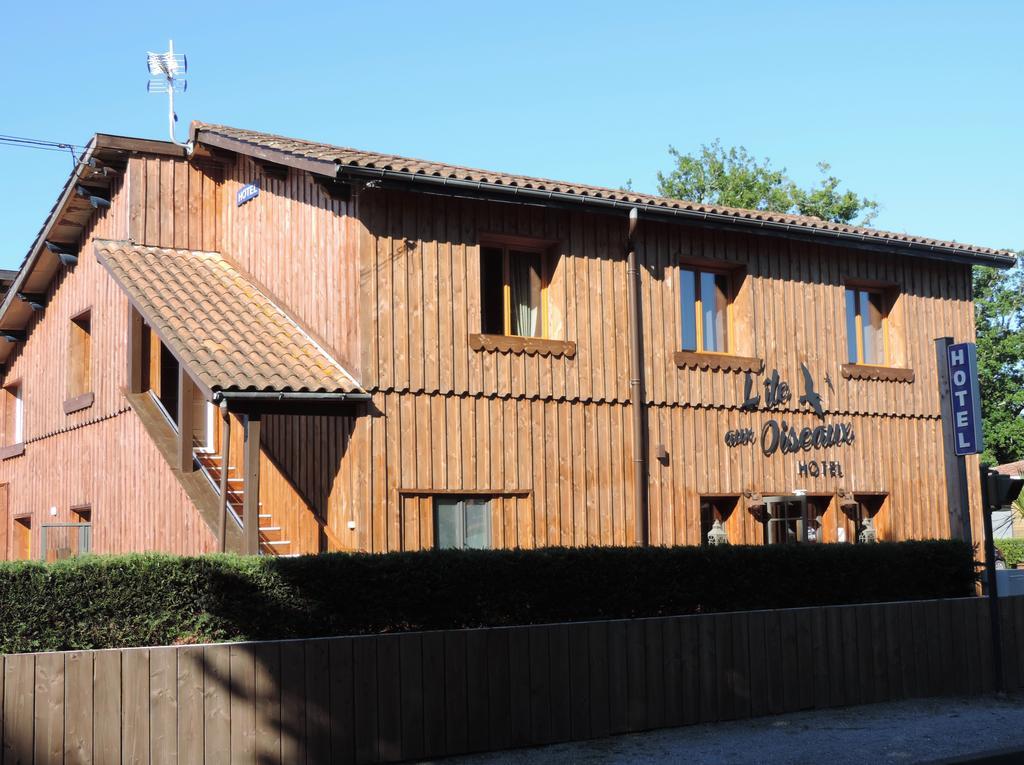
xmin=626 ymin=208 xmax=648 ymax=546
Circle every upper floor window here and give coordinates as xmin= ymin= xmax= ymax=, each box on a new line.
xmin=435 ymin=496 xmax=491 ymax=550
xmin=680 ymin=268 xmax=731 ymax=353
xmin=68 ymin=311 xmax=92 ymax=398
xmin=845 ymin=288 xmax=887 ymax=365
xmin=480 ymin=245 xmax=549 ymax=338
xmin=2 ymin=383 xmax=23 ymax=445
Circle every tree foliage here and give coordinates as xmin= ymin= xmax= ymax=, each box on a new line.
xmin=655 ymin=139 xmax=878 ymax=225
xmin=974 ymin=257 xmax=1024 ymax=465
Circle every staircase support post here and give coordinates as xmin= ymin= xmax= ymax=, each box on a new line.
xmin=218 ymin=403 xmax=231 ymax=553
xmin=242 ymin=413 xmax=262 ymax=556
xmin=177 ymin=369 xmax=196 ymax=473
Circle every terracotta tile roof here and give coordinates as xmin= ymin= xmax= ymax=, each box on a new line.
xmin=192 ymin=122 xmax=1015 ymax=264
xmin=95 ymin=240 xmax=363 ymax=396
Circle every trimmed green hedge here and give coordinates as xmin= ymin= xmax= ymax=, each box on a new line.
xmin=0 ymin=541 xmax=974 ymax=654
xmin=996 ymin=538 xmax=1024 ymax=568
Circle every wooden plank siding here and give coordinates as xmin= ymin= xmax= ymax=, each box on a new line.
xmin=0 ymin=144 xmax=983 ymax=558
xmin=0 ymin=596 xmax=1016 ymax=764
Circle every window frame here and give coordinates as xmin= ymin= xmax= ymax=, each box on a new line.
xmin=480 ymin=241 xmax=552 ymax=339
xmin=844 ymin=286 xmax=890 ymax=366
xmin=67 ymin=309 xmax=93 ymax=400
xmin=680 ymin=265 xmax=734 ymax=354
xmin=433 ymin=495 xmax=493 ymax=550
xmin=2 ymin=381 xmax=23 ymax=446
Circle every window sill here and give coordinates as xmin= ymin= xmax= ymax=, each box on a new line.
xmin=63 ymin=391 xmax=95 ymax=415
xmin=674 ymin=351 xmax=764 ymax=374
xmin=469 ymin=333 xmax=576 ymax=358
xmin=0 ymin=442 xmax=25 ymax=460
xmin=840 ymin=364 xmax=915 ymax=383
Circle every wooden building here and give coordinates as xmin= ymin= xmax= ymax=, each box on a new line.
xmin=0 ymin=124 xmax=1015 ymax=560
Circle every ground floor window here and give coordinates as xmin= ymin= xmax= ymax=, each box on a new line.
xmin=700 ymin=495 xmax=739 ymax=545
xmin=435 ymin=497 xmax=492 ymax=550
xmin=13 ymin=515 xmax=30 ymax=560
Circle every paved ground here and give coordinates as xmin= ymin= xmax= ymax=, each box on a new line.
xmin=439 ymin=694 xmax=1024 ymax=764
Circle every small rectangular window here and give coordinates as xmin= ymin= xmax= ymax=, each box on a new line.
xmin=480 ymin=244 xmax=550 ymax=338
xmin=2 ymin=383 xmax=23 ymax=445
xmin=845 ymin=287 xmax=887 ymax=365
xmin=681 ymin=268 xmax=731 ymax=353
xmin=435 ymin=497 xmax=492 ymax=550
xmin=68 ymin=311 xmax=92 ymax=398
xmin=14 ymin=516 xmax=30 ymax=560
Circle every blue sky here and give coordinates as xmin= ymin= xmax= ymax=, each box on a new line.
xmin=0 ymin=1 xmax=1020 ymax=269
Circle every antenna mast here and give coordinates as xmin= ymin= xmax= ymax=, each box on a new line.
xmin=146 ymin=40 xmax=190 ymax=150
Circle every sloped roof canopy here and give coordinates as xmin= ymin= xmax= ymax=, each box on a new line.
xmin=95 ymin=240 xmax=368 ymax=412
xmin=190 ymin=122 xmax=1016 ymax=268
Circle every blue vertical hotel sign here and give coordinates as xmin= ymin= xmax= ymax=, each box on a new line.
xmin=946 ymin=342 xmax=984 ymax=456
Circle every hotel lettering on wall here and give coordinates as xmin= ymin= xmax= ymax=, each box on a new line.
xmin=724 ymin=363 xmax=855 ymax=477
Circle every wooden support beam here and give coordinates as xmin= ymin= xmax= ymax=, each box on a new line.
xmin=242 ymin=414 xmax=262 ymax=556
xmin=218 ymin=405 xmax=231 ymax=553
xmin=127 ymin=308 xmax=143 ymax=394
xmin=177 ymin=369 xmax=195 ymax=473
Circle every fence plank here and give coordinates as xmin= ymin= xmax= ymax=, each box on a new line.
xmin=567 ymin=623 xmax=591 ymax=740
xmin=375 ymin=635 xmax=401 ymax=763
xmin=697 ymin=613 xmax=717 ymax=723
xmin=869 ymin=605 xmax=889 ymax=704
xmin=306 ymin=639 xmax=333 ymax=764
xmin=881 ymin=604 xmax=902 ymax=702
xmin=280 ymin=641 xmax=308 ymax=764
xmin=937 ymin=600 xmax=957 ymax=696
xmin=745 ymin=612 xmax=768 ymax=719
xmin=763 ymin=610 xmax=783 ymax=715
xmin=810 ymin=608 xmax=830 ymax=709
xmin=714 ymin=614 xmax=735 ymax=721
xmin=33 ymin=651 xmax=64 ymax=765
xmin=546 ymin=625 xmax=571 ymax=745
xmin=64 ymin=651 xmax=93 ymax=765
xmin=1011 ymin=597 xmax=1024 ymax=691
xmin=586 ymin=621 xmax=611 ymax=739
xmin=397 ymin=633 xmax=423 ymax=762
xmin=352 ymin=637 xmax=377 ymax=765
xmin=444 ymin=630 xmax=470 ymax=754
xmin=896 ymin=601 xmax=919 ymax=698
xmin=662 ymin=618 xmax=683 ymax=727
xmin=465 ymin=630 xmax=491 ymax=752
xmin=780 ymin=610 xmax=800 ymax=713
xmin=254 ymin=642 xmax=282 ymax=765
xmin=328 ymin=638 xmax=354 ymax=765
xmin=606 ymin=620 xmax=629 ymax=733
xmin=507 ymin=626 xmax=531 ymax=746
xmin=824 ymin=606 xmax=845 ymax=707
xmin=92 ymin=650 xmax=121 ymax=764
xmin=3 ymin=655 xmax=34 ymax=765
xmin=527 ymin=626 xmax=552 ymax=744
xmin=421 ymin=631 xmax=447 ymax=757
xmin=177 ymin=646 xmax=206 ymax=765
xmin=1000 ymin=596 xmax=1019 ymax=692
xmin=229 ymin=643 xmax=256 ymax=765
xmin=644 ymin=619 xmax=665 ymax=730
xmin=204 ymin=644 xmax=232 ymax=764
xmin=122 ymin=649 xmax=150 ymax=765
xmin=625 ymin=620 xmax=646 ymax=731
xmin=840 ymin=605 xmax=861 ymax=706
xmin=976 ymin=596 xmax=996 ymax=694
xmin=150 ymin=646 xmax=177 ymax=765
xmin=731 ymin=612 xmax=752 ymax=719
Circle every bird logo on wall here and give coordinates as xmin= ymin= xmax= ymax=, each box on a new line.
xmin=799 ymin=363 xmax=825 ymax=419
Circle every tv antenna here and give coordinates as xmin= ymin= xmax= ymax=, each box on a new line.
xmin=146 ymin=40 xmax=191 ymax=150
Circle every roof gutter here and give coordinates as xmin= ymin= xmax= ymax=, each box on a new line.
xmin=212 ymin=390 xmax=372 ymax=404
xmin=335 ymin=165 xmax=1017 ymax=269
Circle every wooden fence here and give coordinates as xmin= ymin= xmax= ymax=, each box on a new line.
xmin=3 ymin=595 xmax=1023 ymax=764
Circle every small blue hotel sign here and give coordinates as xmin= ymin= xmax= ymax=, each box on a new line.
xmin=236 ymin=181 xmax=260 ymax=207
xmin=946 ymin=342 xmax=984 ymax=456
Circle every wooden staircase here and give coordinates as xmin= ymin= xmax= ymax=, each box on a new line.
xmin=193 ymin=445 xmax=297 ymax=557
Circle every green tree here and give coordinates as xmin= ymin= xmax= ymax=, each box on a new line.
xmin=974 ymin=258 xmax=1024 ymax=465
xmin=655 ymin=140 xmax=878 ymax=225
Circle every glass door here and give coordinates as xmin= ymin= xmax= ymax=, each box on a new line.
xmin=764 ymin=495 xmax=811 ymax=545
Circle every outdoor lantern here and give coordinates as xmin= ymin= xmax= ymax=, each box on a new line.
xmin=707 ymin=518 xmax=729 ymax=546
xmin=985 ymin=472 xmax=1024 ymax=511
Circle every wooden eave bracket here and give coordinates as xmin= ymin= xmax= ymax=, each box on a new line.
xmin=469 ymin=333 xmax=577 ymax=358
xmin=840 ymin=363 xmax=915 ymax=383
xmin=674 ymin=351 xmax=764 ymax=374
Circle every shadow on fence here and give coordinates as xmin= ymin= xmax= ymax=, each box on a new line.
xmin=3 ymin=594 xmax=1021 ymax=764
